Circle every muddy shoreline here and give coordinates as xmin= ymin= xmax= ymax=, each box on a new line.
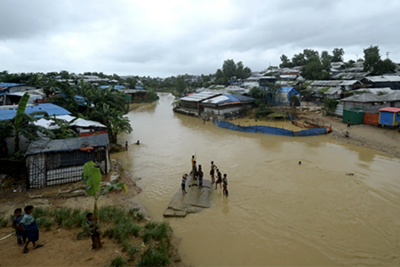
xmin=0 ymin=159 xmax=185 ymax=267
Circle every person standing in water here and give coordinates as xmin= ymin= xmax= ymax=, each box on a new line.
xmin=223 ymin=173 xmax=228 ymax=197
xmin=210 ymin=161 xmax=217 ymax=184
xmin=181 ymin=174 xmax=188 ymax=195
xmin=198 ymin=165 xmax=204 ymax=188
xmin=192 ymin=161 xmax=198 ymax=180
xmin=215 ymin=169 xmax=222 ymax=189
xmin=191 ymin=155 xmax=195 ymax=174
xmin=125 ymin=141 xmax=129 ymax=151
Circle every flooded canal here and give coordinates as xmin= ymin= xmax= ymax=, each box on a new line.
xmin=115 ymin=93 xmax=400 ymax=266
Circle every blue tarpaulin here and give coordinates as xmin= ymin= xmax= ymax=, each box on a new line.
xmin=214 ymin=120 xmax=328 ymax=137
xmin=0 ymin=103 xmax=71 ymax=120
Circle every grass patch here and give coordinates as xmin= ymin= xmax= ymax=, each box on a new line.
xmin=103 ymin=218 xmax=142 ymax=242
xmin=139 ymin=243 xmax=171 ymax=267
xmin=53 ymin=207 xmax=88 ymax=229
xmin=36 ymin=217 xmax=55 ymax=231
xmin=33 ymin=207 xmax=52 ymax=218
xmin=0 ymin=217 xmax=8 ymax=228
xmin=107 ymin=255 xmax=128 ymax=267
xmin=142 ymin=222 xmax=169 ymax=243
xmin=77 ymin=224 xmax=91 ymax=240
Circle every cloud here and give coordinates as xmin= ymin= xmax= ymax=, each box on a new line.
xmin=0 ymin=0 xmax=399 ymax=77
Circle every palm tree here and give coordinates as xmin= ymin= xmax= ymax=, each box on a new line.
xmin=90 ymin=103 xmax=132 ymax=144
xmin=6 ymin=93 xmax=55 ymax=153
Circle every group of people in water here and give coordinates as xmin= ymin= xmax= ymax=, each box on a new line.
xmin=181 ymin=156 xmax=229 ymax=197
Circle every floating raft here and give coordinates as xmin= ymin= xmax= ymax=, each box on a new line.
xmin=163 ymin=174 xmax=212 ymax=218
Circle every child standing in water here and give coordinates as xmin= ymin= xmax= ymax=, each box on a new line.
xmin=223 ymin=174 xmax=229 ymax=197
xmin=215 ymin=169 xmax=222 ymax=189
xmin=210 ymin=161 xmax=217 ymax=184
xmin=181 ymin=174 xmax=188 ymax=195
xmin=18 ymin=205 xmax=43 ymax=254
xmin=198 ymin=165 xmax=204 ymax=188
xmin=12 ymin=208 xmax=26 ymax=245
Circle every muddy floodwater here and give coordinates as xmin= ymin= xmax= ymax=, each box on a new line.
xmin=115 ymin=93 xmax=400 ymax=266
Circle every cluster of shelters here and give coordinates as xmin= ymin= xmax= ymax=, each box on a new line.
xmin=177 ymin=92 xmax=254 ymax=115
xmin=0 ymin=100 xmax=111 ymax=189
xmin=336 ymin=91 xmax=400 ymax=127
xmin=0 ymin=83 xmax=45 ymax=105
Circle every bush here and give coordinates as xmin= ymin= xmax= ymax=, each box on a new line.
xmin=0 ymin=217 xmax=8 ymax=228
xmin=103 ymin=219 xmax=142 ymax=243
xmin=53 ymin=208 xmax=87 ymax=229
xmin=36 ymin=217 xmax=55 ymax=231
xmin=108 ymin=255 xmax=128 ymax=267
xmin=33 ymin=207 xmax=52 ymax=218
xmin=142 ymin=222 xmax=169 ymax=243
xmin=139 ymin=243 xmax=171 ymax=267
xmin=77 ymin=225 xmax=91 ymax=240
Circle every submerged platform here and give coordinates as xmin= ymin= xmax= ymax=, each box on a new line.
xmin=163 ymin=174 xmax=213 ymax=218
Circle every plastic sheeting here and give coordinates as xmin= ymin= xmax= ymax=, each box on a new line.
xmin=214 ymin=120 xmax=328 ymax=137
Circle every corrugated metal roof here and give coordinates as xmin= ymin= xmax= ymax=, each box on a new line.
xmin=180 ymin=92 xmax=221 ymax=102
xmin=0 ymin=83 xmax=23 ymax=88
xmin=341 ymin=93 xmax=379 ymax=102
xmin=325 ymin=87 xmax=342 ymax=95
xmin=26 ymin=133 xmax=109 ymax=156
xmin=201 ymin=94 xmax=254 ymax=105
xmin=34 ymin=115 xmax=106 ymax=129
xmin=364 ymin=76 xmax=400 ymax=82
xmin=0 ymin=103 xmax=71 ymax=121
xmin=354 ymin=88 xmax=393 ymax=95
xmin=379 ymin=107 xmax=400 ymax=112
xmin=311 ymin=80 xmax=360 ymax=87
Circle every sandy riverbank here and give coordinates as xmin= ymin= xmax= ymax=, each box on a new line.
xmin=298 ymin=113 xmax=400 ymax=158
xmin=0 ymin=160 xmax=184 ymax=267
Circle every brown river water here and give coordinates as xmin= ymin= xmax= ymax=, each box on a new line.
xmin=115 ymin=93 xmax=400 ymax=266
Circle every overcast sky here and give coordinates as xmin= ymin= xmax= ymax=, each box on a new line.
xmin=1 ymin=0 xmax=399 ymax=77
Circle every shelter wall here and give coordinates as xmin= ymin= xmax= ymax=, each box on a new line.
xmin=379 ymin=111 xmax=395 ymax=126
xmin=343 ymin=102 xmax=390 ymax=114
xmin=26 ymin=147 xmax=109 ymax=188
xmin=204 ymin=106 xmax=242 ymax=115
xmin=180 ymin=100 xmax=199 ymax=110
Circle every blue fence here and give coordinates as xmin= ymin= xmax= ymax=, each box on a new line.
xmin=214 ymin=120 xmax=328 ymax=137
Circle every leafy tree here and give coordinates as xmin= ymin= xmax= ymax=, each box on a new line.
xmin=303 ymin=49 xmax=319 ymax=63
xmin=279 ymin=54 xmax=293 ymax=68
xmin=375 ymin=58 xmax=397 ymax=75
xmin=292 ymin=53 xmax=306 ymax=66
xmin=214 ymin=59 xmax=251 ymax=85
xmin=301 ymin=55 xmax=331 ymax=80
xmin=176 ymin=75 xmax=187 ymax=97
xmin=321 ymin=51 xmax=332 ymax=71
xmin=363 ymin=45 xmax=397 ymax=74
xmin=347 ymin=60 xmax=356 ymax=68
xmin=363 ymin=45 xmax=381 ymax=72
xmin=331 ymin=48 xmax=344 ymax=62
xmin=90 ymin=104 xmax=132 ymax=144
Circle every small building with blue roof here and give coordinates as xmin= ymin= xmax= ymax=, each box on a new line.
xmin=0 ymin=103 xmax=71 ymax=121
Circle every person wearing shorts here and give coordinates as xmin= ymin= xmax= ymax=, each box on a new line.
xmin=223 ymin=174 xmax=228 ymax=197
xmin=210 ymin=161 xmax=217 ymax=184
xmin=198 ymin=165 xmax=204 ymax=188
xmin=181 ymin=174 xmax=188 ymax=195
xmin=215 ymin=170 xmax=222 ymax=189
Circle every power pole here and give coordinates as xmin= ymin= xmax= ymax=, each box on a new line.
xmin=386 ymin=52 xmax=390 ymax=59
